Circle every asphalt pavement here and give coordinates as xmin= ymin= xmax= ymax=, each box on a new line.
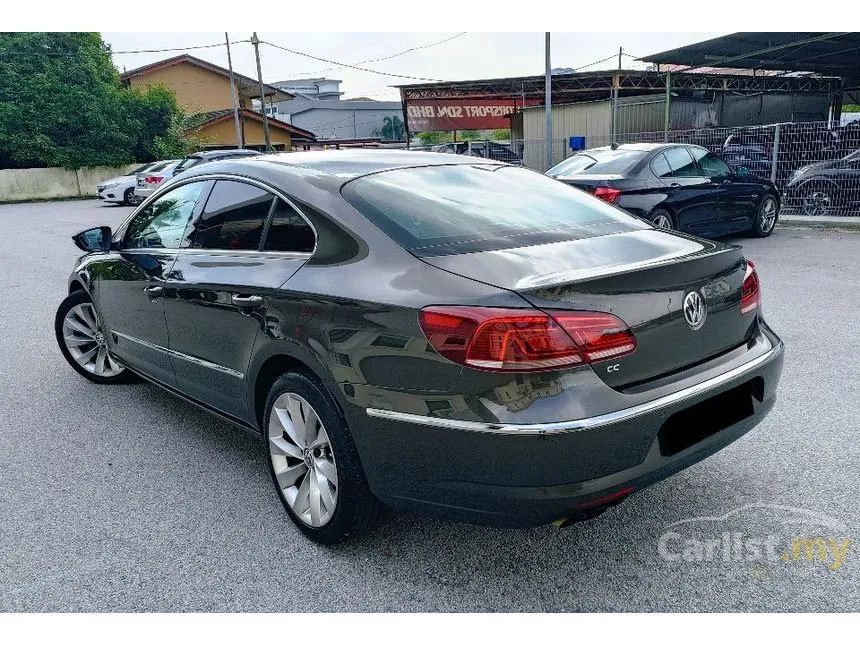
xmin=0 ymin=199 xmax=858 ymax=612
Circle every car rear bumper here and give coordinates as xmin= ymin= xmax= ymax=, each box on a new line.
xmin=342 ymin=327 xmax=784 ymax=528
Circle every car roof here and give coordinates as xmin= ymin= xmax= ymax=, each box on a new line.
xmin=190 ymin=149 xmax=261 ymax=159
xmin=577 ymin=142 xmax=696 ymax=154
xmin=223 ymin=149 xmax=507 ymax=180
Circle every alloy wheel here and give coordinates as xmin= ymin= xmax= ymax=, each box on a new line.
xmin=652 ymin=213 xmax=673 ymax=229
xmin=802 ymin=190 xmax=831 ymax=217
xmin=759 ymin=197 xmax=777 ymax=233
xmin=61 ymin=303 xmax=124 ymax=377
xmin=268 ymin=392 xmax=338 ymax=528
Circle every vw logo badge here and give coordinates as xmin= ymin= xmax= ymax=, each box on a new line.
xmin=683 ymin=290 xmax=707 ymax=330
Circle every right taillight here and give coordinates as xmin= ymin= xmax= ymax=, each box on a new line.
xmin=741 ymin=260 xmax=760 ymax=314
xmin=145 ymin=176 xmax=164 ymax=184
xmin=418 ymin=306 xmax=636 ymax=372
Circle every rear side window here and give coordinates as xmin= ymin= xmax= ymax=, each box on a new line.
xmin=263 ymin=199 xmax=316 ymax=253
xmin=342 ymin=164 xmax=649 ymax=256
xmin=188 ymin=180 xmax=275 ymax=251
xmin=650 ymin=153 xmax=672 ymax=178
xmin=663 ymin=148 xmax=699 ymax=177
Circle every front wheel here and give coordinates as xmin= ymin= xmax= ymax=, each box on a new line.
xmin=800 ymin=184 xmax=837 ymax=217
xmin=55 ymin=290 xmax=136 ymax=384
xmin=265 ymin=372 xmax=388 ymax=544
xmin=122 ymin=187 xmax=135 ymax=206
xmin=750 ymin=194 xmax=779 ymax=238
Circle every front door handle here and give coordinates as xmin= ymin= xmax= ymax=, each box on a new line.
xmin=669 ymin=182 xmax=681 ymax=188
xmin=143 ymin=285 xmax=163 ymax=298
xmin=231 ymin=294 xmax=263 ymax=308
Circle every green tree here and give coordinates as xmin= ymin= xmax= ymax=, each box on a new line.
xmin=490 ymin=129 xmax=511 ymax=141
xmin=416 ymin=131 xmax=453 ymax=146
xmin=375 ymin=115 xmax=405 ymax=141
xmin=0 ymin=32 xmax=194 ymax=169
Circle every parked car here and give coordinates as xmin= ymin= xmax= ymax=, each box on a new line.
xmin=55 ymin=150 xmax=783 ymax=543
xmin=97 ymin=161 xmax=166 ymax=206
xmin=132 ymin=161 xmax=181 ymax=204
xmin=547 ymin=143 xmax=781 ymax=238
xmin=134 ymin=149 xmax=262 ymax=204
xmin=432 ymin=140 xmax=522 ymax=165
xmin=782 ymin=148 xmax=860 ymax=215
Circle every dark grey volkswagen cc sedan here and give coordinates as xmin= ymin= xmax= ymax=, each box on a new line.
xmin=55 ymin=150 xmax=784 ymax=544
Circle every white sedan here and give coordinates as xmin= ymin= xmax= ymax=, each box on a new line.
xmin=96 ymin=160 xmax=177 ymax=206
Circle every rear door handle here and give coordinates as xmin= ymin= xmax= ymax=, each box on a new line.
xmin=143 ymin=285 xmax=163 ymax=298
xmin=231 ymin=294 xmax=263 ymax=308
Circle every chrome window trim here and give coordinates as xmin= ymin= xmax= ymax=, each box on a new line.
xmin=365 ymin=342 xmax=782 ymax=436
xmin=115 ymin=172 xmax=319 ymax=256
xmin=111 ymin=330 xmax=244 ymax=379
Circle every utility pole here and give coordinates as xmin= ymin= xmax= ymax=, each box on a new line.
xmin=545 ymin=32 xmax=552 ymax=171
xmin=353 ymin=107 xmax=357 ymax=138
xmin=250 ymin=32 xmax=271 ymax=151
xmin=611 ymin=46 xmax=622 ymax=141
xmin=225 ymin=33 xmax=243 ymax=149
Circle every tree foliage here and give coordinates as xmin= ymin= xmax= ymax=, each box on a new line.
xmin=0 ymin=32 xmax=194 ymax=169
xmin=374 ymin=115 xmax=405 ymax=141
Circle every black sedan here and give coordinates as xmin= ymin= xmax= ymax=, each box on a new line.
xmin=55 ymin=151 xmax=783 ymax=543
xmin=783 ymin=149 xmax=860 ymax=216
xmin=547 ymin=143 xmax=780 ymax=238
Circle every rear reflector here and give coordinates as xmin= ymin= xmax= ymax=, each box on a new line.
xmin=741 ymin=260 xmax=760 ymax=314
xmin=593 ymin=186 xmax=622 ymax=204
xmin=419 ymin=306 xmax=636 ymax=373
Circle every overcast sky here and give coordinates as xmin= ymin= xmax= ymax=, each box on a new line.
xmin=102 ymin=32 xmax=727 ymax=101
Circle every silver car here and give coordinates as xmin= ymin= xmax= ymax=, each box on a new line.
xmin=133 ymin=160 xmax=181 ymax=203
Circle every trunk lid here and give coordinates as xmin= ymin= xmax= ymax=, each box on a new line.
xmin=422 ymin=229 xmax=751 ymax=388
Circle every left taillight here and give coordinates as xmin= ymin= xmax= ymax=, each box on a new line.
xmin=145 ymin=176 xmax=164 ymax=184
xmin=741 ymin=260 xmax=760 ymax=314
xmin=593 ymin=186 xmax=621 ymax=204
xmin=418 ymin=306 xmax=636 ymax=373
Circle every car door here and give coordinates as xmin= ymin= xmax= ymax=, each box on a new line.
xmin=94 ymin=181 xmax=209 ymax=387
xmin=689 ymin=146 xmax=762 ymax=233
xmin=656 ymin=147 xmax=725 ymax=233
xmin=162 ymin=179 xmax=315 ymax=421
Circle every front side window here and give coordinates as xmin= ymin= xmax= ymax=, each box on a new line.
xmin=663 ymin=147 xmax=699 ymax=178
xmin=263 ymin=199 xmax=315 ymax=253
xmin=342 ymin=164 xmax=649 ymax=256
xmin=123 ymin=181 xmax=206 ymax=249
xmin=689 ymin=148 xmax=731 ymax=177
xmin=187 ymin=180 xmax=275 ymax=251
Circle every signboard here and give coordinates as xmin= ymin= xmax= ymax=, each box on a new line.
xmin=405 ymin=98 xmax=540 ymax=132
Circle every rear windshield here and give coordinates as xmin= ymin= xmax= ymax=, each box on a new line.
xmin=174 ymin=157 xmax=202 ymax=173
xmin=341 ymin=164 xmax=648 ymax=256
xmin=547 ymin=149 xmax=646 ymax=176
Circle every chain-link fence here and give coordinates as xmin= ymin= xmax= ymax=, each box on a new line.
xmin=512 ymin=119 xmax=860 ymax=216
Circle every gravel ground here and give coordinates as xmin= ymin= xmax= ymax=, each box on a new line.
xmin=0 ymin=199 xmax=858 ymax=612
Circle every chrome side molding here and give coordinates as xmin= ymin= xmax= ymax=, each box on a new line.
xmin=111 ymin=330 xmax=244 ymax=379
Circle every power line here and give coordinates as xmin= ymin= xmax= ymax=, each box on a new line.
xmin=0 ymin=41 xmax=241 ymax=58
xmin=260 ymin=40 xmax=449 ymax=83
xmin=278 ymin=32 xmax=468 ymax=78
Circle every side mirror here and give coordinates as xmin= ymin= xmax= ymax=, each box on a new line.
xmin=736 ymin=166 xmax=750 ymax=176
xmin=72 ymin=226 xmax=112 ymax=252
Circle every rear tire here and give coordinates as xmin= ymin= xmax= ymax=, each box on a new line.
xmin=264 ymin=372 xmax=388 ymax=544
xmin=649 ymin=208 xmax=675 ymax=230
xmin=750 ymin=194 xmax=779 ymax=238
xmin=55 ymin=290 xmax=137 ymax=384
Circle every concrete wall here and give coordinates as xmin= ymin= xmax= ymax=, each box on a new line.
xmin=0 ymin=164 xmax=139 ymax=203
